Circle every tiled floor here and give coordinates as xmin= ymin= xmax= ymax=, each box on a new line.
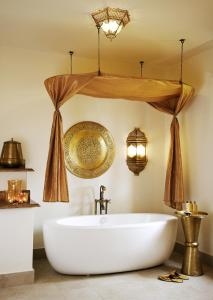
xmin=0 ymin=253 xmax=213 ymax=300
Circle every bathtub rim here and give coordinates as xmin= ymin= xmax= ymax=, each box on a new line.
xmin=43 ymin=213 xmax=177 ymax=230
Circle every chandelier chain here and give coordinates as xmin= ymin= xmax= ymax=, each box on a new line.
xmin=69 ymin=51 xmax=74 ymax=74
xmin=97 ymin=25 xmax=101 ymax=75
xmin=179 ymin=39 xmax=185 ymax=84
xmin=140 ymin=61 xmax=144 ymax=77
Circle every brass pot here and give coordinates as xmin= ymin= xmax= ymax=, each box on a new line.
xmin=0 ymin=138 xmax=25 ymax=168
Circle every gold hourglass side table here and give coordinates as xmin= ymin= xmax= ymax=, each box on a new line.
xmin=175 ymin=211 xmax=208 ymax=276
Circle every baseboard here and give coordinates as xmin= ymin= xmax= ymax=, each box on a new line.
xmin=175 ymin=242 xmax=213 ymax=267
xmin=33 ymin=248 xmax=47 ymax=259
xmin=174 ymin=242 xmax=185 ymax=254
xmin=0 ymin=270 xmax=34 ymax=288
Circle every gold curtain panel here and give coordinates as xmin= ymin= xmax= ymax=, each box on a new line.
xmin=43 ymin=72 xmax=194 ymax=209
xmin=64 ymin=121 xmax=115 ymax=179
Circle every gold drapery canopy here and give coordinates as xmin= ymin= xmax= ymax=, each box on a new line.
xmin=43 ymin=72 xmax=194 ymax=210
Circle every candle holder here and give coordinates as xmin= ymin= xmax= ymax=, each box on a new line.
xmin=18 ymin=191 xmax=29 ymax=203
xmin=0 ymin=190 xmax=6 ymax=201
xmin=7 ymin=179 xmax=22 ymax=203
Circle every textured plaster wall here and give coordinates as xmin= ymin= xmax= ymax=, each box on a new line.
xmin=162 ymin=44 xmax=213 ymax=256
xmin=0 ymin=46 xmax=168 ymax=249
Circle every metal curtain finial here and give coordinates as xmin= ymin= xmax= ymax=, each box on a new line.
xmin=97 ymin=25 xmax=101 ymax=76
xmin=179 ymin=39 xmax=185 ymax=84
xmin=69 ymin=51 xmax=74 ymax=74
xmin=140 ymin=61 xmax=144 ymax=77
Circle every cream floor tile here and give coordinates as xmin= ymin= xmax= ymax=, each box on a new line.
xmin=0 ymin=283 xmax=65 ymax=300
xmin=0 ymin=253 xmax=212 ymax=300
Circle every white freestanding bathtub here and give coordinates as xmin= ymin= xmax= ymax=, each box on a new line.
xmin=43 ymin=213 xmax=177 ymax=275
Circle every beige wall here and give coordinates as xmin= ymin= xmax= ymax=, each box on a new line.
xmin=2 ymin=44 xmax=212 ymax=256
xmin=162 ymin=45 xmax=213 ymax=256
xmin=0 ymin=46 xmax=168 ymax=249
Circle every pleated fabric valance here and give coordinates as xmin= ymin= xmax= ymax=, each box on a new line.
xmin=43 ymin=72 xmax=194 ymax=210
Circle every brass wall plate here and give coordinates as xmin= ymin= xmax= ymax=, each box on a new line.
xmin=64 ymin=121 xmax=115 ymax=178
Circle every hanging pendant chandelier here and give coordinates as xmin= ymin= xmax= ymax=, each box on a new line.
xmin=91 ymin=7 xmax=130 ymax=40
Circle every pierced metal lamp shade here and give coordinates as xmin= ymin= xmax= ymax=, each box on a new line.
xmin=91 ymin=7 xmax=130 ymax=40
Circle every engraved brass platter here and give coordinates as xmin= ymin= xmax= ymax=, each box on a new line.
xmin=64 ymin=121 xmax=115 ymax=178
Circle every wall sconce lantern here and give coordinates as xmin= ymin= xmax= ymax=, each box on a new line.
xmin=126 ymin=128 xmax=148 ymax=176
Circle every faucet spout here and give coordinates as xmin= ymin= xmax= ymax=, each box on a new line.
xmin=100 ymin=185 xmax=106 ymax=200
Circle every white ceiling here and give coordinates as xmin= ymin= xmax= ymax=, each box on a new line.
xmin=0 ymin=0 xmax=212 ymax=64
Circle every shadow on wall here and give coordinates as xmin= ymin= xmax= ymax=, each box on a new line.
xmin=182 ymin=40 xmax=213 ymax=92
xmin=71 ymin=186 xmax=95 ymax=215
xmin=200 ymin=211 xmax=213 ymax=254
xmin=183 ymin=62 xmax=204 ymax=93
xmin=157 ymin=40 xmax=213 ymax=92
xmin=184 ymin=40 xmax=213 ymax=60
xmin=33 ymin=186 xmax=95 ymax=248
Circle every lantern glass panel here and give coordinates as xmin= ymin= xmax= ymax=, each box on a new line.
xmin=101 ymin=20 xmax=121 ymax=34
xmin=127 ymin=144 xmax=137 ymax=158
xmin=137 ymin=144 xmax=145 ymax=158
